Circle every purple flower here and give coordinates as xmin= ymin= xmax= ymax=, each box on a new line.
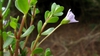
xmin=65 ymin=9 xmax=78 ymax=23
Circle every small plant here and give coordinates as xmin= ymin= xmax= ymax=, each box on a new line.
xmin=0 ymin=0 xmax=78 ymax=56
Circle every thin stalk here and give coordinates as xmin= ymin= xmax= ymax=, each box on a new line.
xmin=0 ymin=10 xmax=3 ymax=56
xmin=14 ymin=15 xmax=26 ymax=56
xmin=31 ymin=14 xmax=53 ymax=56
xmin=38 ymin=24 xmax=62 ymax=46
xmin=23 ymin=6 xmax=36 ymax=49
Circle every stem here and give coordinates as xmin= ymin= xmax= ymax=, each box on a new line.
xmin=23 ymin=6 xmax=36 ymax=49
xmin=30 ymin=14 xmax=53 ymax=56
xmin=0 ymin=10 xmax=3 ymax=56
xmin=14 ymin=15 xmax=26 ymax=56
xmin=38 ymin=24 xmax=62 ymax=46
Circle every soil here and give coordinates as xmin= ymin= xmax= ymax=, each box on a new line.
xmin=39 ymin=21 xmax=100 ymax=56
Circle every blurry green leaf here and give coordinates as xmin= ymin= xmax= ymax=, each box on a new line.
xmin=30 ymin=0 xmax=37 ymax=5
xmin=3 ymin=37 xmax=14 ymax=48
xmin=21 ymin=25 xmax=35 ymax=38
xmin=31 ymin=41 xmax=34 ymax=50
xmin=2 ymin=9 xmax=10 ymax=19
xmin=45 ymin=48 xmax=52 ymax=56
xmin=10 ymin=20 xmax=17 ymax=29
xmin=3 ymin=32 xmax=8 ymax=41
xmin=47 ymin=17 xmax=59 ymax=23
xmin=45 ymin=11 xmax=51 ymax=20
xmin=15 ymin=0 xmax=29 ymax=14
xmin=54 ymin=6 xmax=64 ymax=13
xmin=51 ymin=3 xmax=56 ymax=13
xmin=20 ymin=41 xmax=24 ymax=49
xmin=37 ymin=20 xmax=42 ymax=33
xmin=7 ymin=31 xmax=15 ymax=38
xmin=54 ymin=12 xmax=63 ymax=16
xmin=33 ymin=47 xmax=43 ymax=54
xmin=2 ymin=0 xmax=11 ymax=19
xmin=35 ymin=8 xmax=40 ymax=14
xmin=42 ymin=27 xmax=54 ymax=35
xmin=10 ymin=16 xmax=19 ymax=29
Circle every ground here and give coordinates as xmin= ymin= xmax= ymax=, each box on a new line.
xmin=39 ymin=21 xmax=100 ymax=56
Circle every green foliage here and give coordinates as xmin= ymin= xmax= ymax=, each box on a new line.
xmin=3 ymin=37 xmax=14 ymax=48
xmin=37 ymin=20 xmax=42 ymax=33
xmin=42 ymin=27 xmax=54 ymax=35
xmin=2 ymin=0 xmax=11 ymax=19
xmin=21 ymin=25 xmax=35 ymax=38
xmin=10 ymin=16 xmax=19 ymax=29
xmin=45 ymin=48 xmax=52 ymax=56
xmin=47 ymin=17 xmax=59 ymax=23
xmin=33 ymin=47 xmax=43 ymax=54
xmin=30 ymin=0 xmax=37 ymax=5
xmin=15 ymin=0 xmax=29 ymax=14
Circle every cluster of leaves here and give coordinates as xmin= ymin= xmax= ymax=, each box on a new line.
xmin=0 ymin=0 xmax=65 ymax=56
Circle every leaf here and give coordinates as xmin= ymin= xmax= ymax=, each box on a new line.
xmin=37 ymin=20 xmax=42 ymax=33
xmin=44 ymin=11 xmax=51 ymax=20
xmin=35 ymin=8 xmax=40 ymax=14
xmin=54 ymin=12 xmax=63 ymax=16
xmin=3 ymin=32 xmax=8 ymax=41
xmin=45 ymin=48 xmax=52 ymax=56
xmin=47 ymin=17 xmax=59 ymax=23
xmin=30 ymin=0 xmax=37 ymax=5
xmin=42 ymin=27 xmax=54 ymax=35
xmin=3 ymin=37 xmax=14 ymax=48
xmin=51 ymin=3 xmax=56 ymax=13
xmin=54 ymin=6 xmax=64 ymax=13
xmin=2 ymin=8 xmax=10 ymax=19
xmin=15 ymin=0 xmax=29 ymax=14
xmin=21 ymin=25 xmax=35 ymax=38
xmin=33 ymin=47 xmax=43 ymax=54
xmin=10 ymin=20 xmax=17 ymax=29
xmin=2 ymin=0 xmax=11 ymax=19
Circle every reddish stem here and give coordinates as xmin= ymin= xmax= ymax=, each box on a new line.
xmin=14 ymin=15 xmax=26 ymax=56
xmin=0 ymin=11 xmax=3 ymax=56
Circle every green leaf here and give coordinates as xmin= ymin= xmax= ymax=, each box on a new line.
xmin=10 ymin=16 xmax=19 ymax=29
xmin=3 ymin=32 xmax=8 ymax=41
xmin=2 ymin=9 xmax=10 ymax=19
xmin=51 ymin=3 xmax=56 ymax=13
xmin=37 ymin=20 xmax=42 ymax=33
xmin=47 ymin=17 xmax=59 ymax=23
xmin=54 ymin=6 xmax=64 ymax=13
xmin=15 ymin=0 xmax=29 ymax=14
xmin=30 ymin=0 xmax=37 ymax=5
xmin=42 ymin=27 xmax=54 ymax=35
xmin=10 ymin=20 xmax=17 ymax=29
xmin=2 ymin=0 xmax=11 ymax=19
xmin=44 ymin=11 xmax=51 ymax=20
xmin=45 ymin=48 xmax=52 ymax=56
xmin=33 ymin=47 xmax=43 ymax=54
xmin=21 ymin=25 xmax=35 ymax=38
xmin=35 ymin=8 xmax=40 ymax=14
xmin=3 ymin=37 xmax=14 ymax=48
xmin=54 ymin=12 xmax=63 ymax=16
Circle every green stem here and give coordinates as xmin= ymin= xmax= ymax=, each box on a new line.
xmin=14 ymin=15 xmax=26 ymax=56
xmin=38 ymin=24 xmax=62 ymax=46
xmin=23 ymin=6 xmax=36 ymax=49
xmin=2 ymin=0 xmax=11 ymax=16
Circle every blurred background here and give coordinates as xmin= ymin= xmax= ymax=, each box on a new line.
xmin=3 ymin=0 xmax=100 ymax=56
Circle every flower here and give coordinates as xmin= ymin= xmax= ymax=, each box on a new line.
xmin=65 ymin=9 xmax=78 ymax=23
xmin=60 ymin=9 xmax=78 ymax=24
